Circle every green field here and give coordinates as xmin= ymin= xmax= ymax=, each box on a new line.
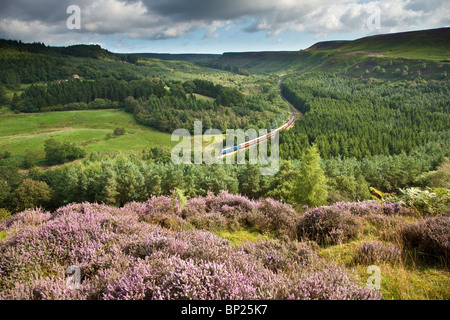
xmin=190 ymin=93 xmax=215 ymax=102
xmin=0 ymin=109 xmax=176 ymax=160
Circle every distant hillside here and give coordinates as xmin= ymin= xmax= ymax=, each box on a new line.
xmin=306 ymin=41 xmax=350 ymax=51
xmin=0 ymin=39 xmax=114 ymax=60
xmin=0 ymin=39 xmax=232 ymax=85
xmin=216 ymin=27 xmax=450 ymax=75
xmin=330 ymin=27 xmax=450 ymax=61
xmin=129 ymin=53 xmax=220 ymax=64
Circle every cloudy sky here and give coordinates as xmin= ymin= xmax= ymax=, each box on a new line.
xmin=0 ymin=0 xmax=448 ymax=53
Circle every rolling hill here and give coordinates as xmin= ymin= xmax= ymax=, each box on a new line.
xmin=213 ymin=27 xmax=450 ymax=75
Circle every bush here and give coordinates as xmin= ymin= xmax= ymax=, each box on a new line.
xmin=44 ymin=138 xmax=86 ymax=165
xmin=402 ymin=216 xmax=450 ymax=263
xmin=249 ymin=198 xmax=299 ymax=239
xmin=0 ymin=208 xmax=11 ymax=222
xmin=125 ymin=195 xmax=186 ymax=230
xmin=182 ymin=191 xmax=299 ymax=238
xmin=13 ymin=178 xmax=52 ymax=212
xmin=241 ymin=239 xmax=318 ymax=273
xmin=0 ymin=151 xmax=11 ymax=160
xmin=353 ymin=241 xmax=402 ymax=265
xmin=387 ymin=188 xmax=450 ymax=216
xmin=297 ymin=206 xmax=362 ymax=245
xmin=0 ymin=202 xmax=381 ymax=300
xmin=23 ymin=150 xmax=45 ymax=169
xmin=276 ymin=264 xmax=381 ymax=300
xmin=113 ymin=127 xmax=126 ymax=136
xmin=332 ymin=201 xmax=407 ymax=216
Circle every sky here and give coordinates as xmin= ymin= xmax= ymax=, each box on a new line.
xmin=0 ymin=0 xmax=448 ymax=54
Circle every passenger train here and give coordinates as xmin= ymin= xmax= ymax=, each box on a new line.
xmin=219 ymin=115 xmax=295 ymax=156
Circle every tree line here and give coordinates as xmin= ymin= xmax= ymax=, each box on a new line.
xmin=10 ymin=77 xmax=287 ymax=133
xmin=1 ymin=138 xmax=448 ymax=214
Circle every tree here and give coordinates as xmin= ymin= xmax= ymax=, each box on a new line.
xmin=0 ymin=86 xmax=8 ymax=105
xmin=13 ymin=178 xmax=52 ymax=211
xmin=23 ymin=150 xmax=45 ymax=169
xmin=238 ymin=164 xmax=264 ymax=199
xmin=114 ymin=157 xmax=145 ymax=206
xmin=293 ymin=144 xmax=328 ymax=208
xmin=0 ymin=179 xmax=10 ymax=208
xmin=416 ymin=158 xmax=450 ymax=188
xmin=44 ymin=138 xmax=85 ymax=165
xmin=267 ymin=160 xmax=297 ymax=204
xmin=113 ymin=127 xmax=126 ymax=136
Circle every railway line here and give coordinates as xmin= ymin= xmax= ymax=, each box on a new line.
xmin=218 ymin=77 xmax=300 ymax=158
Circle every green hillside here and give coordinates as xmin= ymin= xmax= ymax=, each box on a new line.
xmin=334 ymin=27 xmax=450 ymax=61
xmin=215 ymin=27 xmax=450 ymax=76
xmin=0 ymin=109 xmax=176 ymax=166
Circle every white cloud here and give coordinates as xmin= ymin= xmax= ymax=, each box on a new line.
xmin=0 ymin=0 xmax=448 ymax=46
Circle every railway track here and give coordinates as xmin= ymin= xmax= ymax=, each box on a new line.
xmin=218 ymin=77 xmax=300 ymax=158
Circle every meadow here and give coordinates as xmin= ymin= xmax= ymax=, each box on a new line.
xmin=0 ymin=109 xmax=176 ymax=165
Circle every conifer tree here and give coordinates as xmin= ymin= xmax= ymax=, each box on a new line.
xmin=293 ymin=144 xmax=328 ymax=207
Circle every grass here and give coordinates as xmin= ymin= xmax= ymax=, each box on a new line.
xmin=337 ymin=28 xmax=450 ymax=61
xmin=190 ymin=93 xmax=215 ymax=102
xmin=0 ymin=230 xmax=5 ymax=241
xmin=315 ymin=216 xmax=450 ymax=300
xmin=0 ymin=109 xmax=177 ymax=162
xmin=214 ymin=228 xmax=272 ymax=246
xmin=216 ymin=28 xmax=450 ymax=76
xmin=318 ymin=242 xmax=449 ymax=300
xmin=217 ymin=211 xmax=450 ymax=300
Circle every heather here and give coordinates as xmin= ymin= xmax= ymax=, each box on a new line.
xmin=353 ymin=242 xmax=403 ymax=265
xmin=128 ymin=190 xmax=300 ymax=239
xmin=0 ymin=197 xmax=381 ymax=300
xmin=402 ymin=216 xmax=450 ymax=264
xmin=1 ymin=193 xmax=448 ymax=300
xmin=297 ymin=205 xmax=363 ymax=245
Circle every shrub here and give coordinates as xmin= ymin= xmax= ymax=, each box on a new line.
xmin=186 ymin=211 xmax=228 ymax=231
xmin=249 ymin=198 xmax=299 ymax=239
xmin=204 ymin=190 xmax=257 ymax=219
xmin=0 ymin=208 xmax=11 ymax=222
xmin=353 ymin=241 xmax=402 ymax=265
xmin=332 ymin=201 xmax=407 ymax=216
xmin=276 ymin=264 xmax=381 ymax=300
xmin=0 ymin=201 xmax=381 ymax=300
xmin=44 ymin=138 xmax=86 ymax=165
xmin=241 ymin=239 xmax=318 ymax=273
xmin=13 ymin=178 xmax=52 ymax=212
xmin=113 ymin=127 xmax=126 ymax=136
xmin=183 ymin=191 xmax=299 ymax=238
xmin=297 ymin=206 xmax=362 ymax=245
xmin=125 ymin=196 xmax=186 ymax=230
xmin=387 ymin=188 xmax=450 ymax=216
xmin=362 ymin=214 xmax=408 ymax=243
xmin=402 ymin=216 xmax=450 ymax=263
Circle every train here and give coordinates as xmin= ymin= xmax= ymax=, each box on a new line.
xmin=219 ymin=115 xmax=295 ymax=157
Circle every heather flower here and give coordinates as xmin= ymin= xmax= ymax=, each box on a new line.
xmin=241 ymin=239 xmax=318 ymax=273
xmin=332 ymin=201 xmax=406 ymax=216
xmin=402 ymin=216 xmax=450 ymax=263
xmin=297 ymin=206 xmax=362 ymax=244
xmin=278 ymin=264 xmax=382 ymax=300
xmin=353 ymin=241 xmax=402 ymax=265
xmin=0 ymin=198 xmax=381 ymax=300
